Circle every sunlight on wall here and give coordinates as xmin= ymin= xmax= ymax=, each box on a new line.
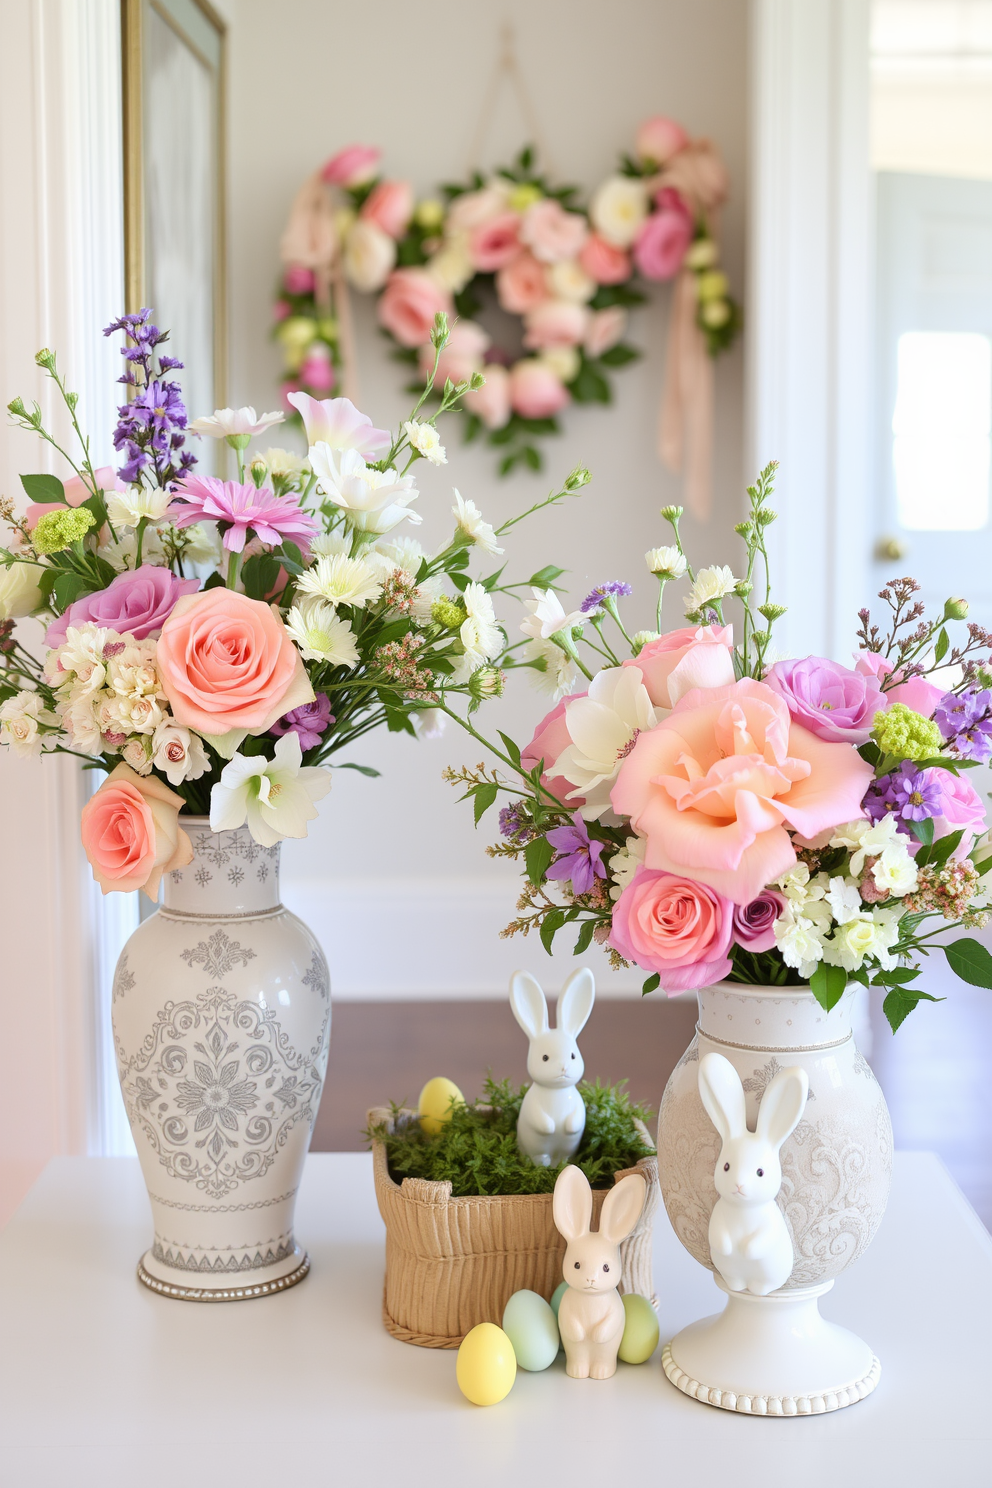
xmin=893 ymin=330 xmax=991 ymax=529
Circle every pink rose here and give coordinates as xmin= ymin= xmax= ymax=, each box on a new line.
xmin=496 ymin=251 xmax=548 ymax=314
xmin=469 ymin=212 xmax=522 ymax=271
xmin=418 ymin=319 xmax=489 ymax=385
xmin=157 ymin=589 xmax=313 ymax=741
xmin=509 ymin=359 xmax=570 ymax=419
xmin=80 ymin=764 xmax=193 ymax=899
xmin=281 ymin=379 xmax=303 ymax=414
xmin=612 ymin=678 xmax=875 ymax=904
xmin=360 ymin=179 xmax=414 ymax=240
xmin=661 ymin=140 xmax=730 ymax=212
xmin=610 ymin=868 xmax=733 ymax=991
xmin=520 ymin=697 xmax=586 ymax=808
xmin=446 ymin=186 xmax=509 ymax=233
xmin=520 ymin=199 xmax=588 ymax=265
xmin=584 ymin=306 xmax=627 ymax=359
xmin=463 ymin=364 xmax=511 ymax=430
xmin=636 ymin=115 xmax=690 ymax=166
xmin=283 ymin=264 xmax=315 ymax=295
xmin=321 ymin=144 xmax=381 ymax=187
xmin=579 ymin=233 xmax=631 ymax=286
xmin=26 ymin=465 xmax=119 ymax=529
xmin=931 ymin=769 xmax=987 ymax=855
xmin=732 ymin=891 xmax=786 ymax=953
xmin=299 ymin=348 xmax=336 ymax=392
xmin=45 ymin=564 xmax=199 ymax=648
xmin=855 ymin=652 xmax=944 ymax=717
xmin=273 ymin=299 xmax=291 ymax=323
xmin=624 ymin=625 xmax=735 ymax=709
xmin=523 ymin=299 xmax=590 ymax=351
xmin=633 ymin=190 xmax=693 ymax=281
xmin=378 ymin=268 xmax=453 ymax=348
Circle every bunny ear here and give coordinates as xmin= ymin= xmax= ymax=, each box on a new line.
xmin=553 ymin=1164 xmax=593 ymax=1242
xmin=698 ymin=1052 xmax=746 ymax=1144
xmin=557 ymin=968 xmax=595 ymax=1037
xmin=509 ymin=972 xmax=549 ymax=1040
xmin=755 ymin=1065 xmax=808 ymax=1150
xmin=599 ymin=1173 xmax=646 ymax=1244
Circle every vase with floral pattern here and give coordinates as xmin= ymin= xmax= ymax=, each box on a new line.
xmin=658 ymin=980 xmax=892 ymax=1414
xmin=111 ymin=818 xmax=331 ymax=1301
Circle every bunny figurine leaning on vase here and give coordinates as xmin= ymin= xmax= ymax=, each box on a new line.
xmin=552 ymin=1165 xmax=647 ymax=1379
xmin=698 ymin=1051 xmax=809 ymax=1297
xmin=509 ymin=969 xmax=595 ymax=1166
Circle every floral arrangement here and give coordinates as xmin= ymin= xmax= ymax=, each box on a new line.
xmin=275 ymin=118 xmax=739 ymax=476
xmin=446 ymin=465 xmax=992 ymax=1031
xmin=0 ymin=308 xmax=588 ymax=897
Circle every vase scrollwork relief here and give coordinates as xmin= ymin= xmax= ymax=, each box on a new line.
xmin=112 ymin=819 xmax=331 ymax=1301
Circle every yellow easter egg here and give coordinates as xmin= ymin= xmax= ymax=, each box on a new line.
xmin=618 ymin=1293 xmax=660 ymax=1364
xmin=418 ymin=1077 xmax=464 ymax=1136
xmin=456 ymin=1323 xmax=517 ymax=1406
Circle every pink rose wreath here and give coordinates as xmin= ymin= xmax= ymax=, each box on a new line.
xmin=274 ymin=119 xmax=740 ymax=515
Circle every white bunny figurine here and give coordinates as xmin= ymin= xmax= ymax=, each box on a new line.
xmin=698 ymin=1051 xmax=809 ymax=1297
xmin=553 ymin=1164 xmax=647 ymax=1379
xmin=510 ymin=968 xmax=595 ymax=1166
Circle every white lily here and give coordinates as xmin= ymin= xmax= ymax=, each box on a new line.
xmin=554 ymin=665 xmax=658 ymax=819
xmin=452 ymin=490 xmax=503 ymax=555
xmin=519 ymin=587 xmax=585 ymax=642
xmin=190 ymin=406 xmax=284 ymax=439
xmin=309 ymin=445 xmax=420 ymax=534
xmin=209 ymin=732 xmax=332 ymax=848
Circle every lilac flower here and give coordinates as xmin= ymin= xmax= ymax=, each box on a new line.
xmin=545 ymin=812 xmax=607 ymax=895
xmin=581 ymin=580 xmax=633 ymax=615
xmin=865 ymin=761 xmax=942 ymax=828
xmin=104 ymin=308 xmax=195 ymax=487
xmin=934 ymin=688 xmax=992 ymax=762
xmin=270 ymin=694 xmax=334 ymax=750
xmin=499 ymin=801 xmax=535 ymax=842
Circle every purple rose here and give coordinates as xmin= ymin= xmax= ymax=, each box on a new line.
xmin=270 ymin=693 xmax=334 ymax=751
xmin=764 ymin=656 xmax=885 ymax=744
xmin=731 ymin=891 xmax=785 ymax=953
xmin=45 ymin=565 xmax=200 ymax=648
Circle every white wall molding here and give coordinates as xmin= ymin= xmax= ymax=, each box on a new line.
xmin=748 ymin=0 xmax=872 ymax=661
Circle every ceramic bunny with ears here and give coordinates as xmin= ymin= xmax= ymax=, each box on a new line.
xmin=698 ymin=1051 xmax=809 ymax=1296
xmin=553 ymin=1164 xmax=647 ymax=1379
xmin=510 ymin=968 xmax=595 ymax=1166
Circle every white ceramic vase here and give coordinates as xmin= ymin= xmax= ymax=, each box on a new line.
xmin=112 ymin=818 xmax=331 ymax=1302
xmin=658 ymin=980 xmax=893 ymax=1415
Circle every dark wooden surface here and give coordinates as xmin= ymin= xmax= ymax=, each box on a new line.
xmin=310 ymin=987 xmax=991 ymax=1231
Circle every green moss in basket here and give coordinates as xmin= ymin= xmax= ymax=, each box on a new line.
xmin=365 ymin=1078 xmax=656 ymax=1198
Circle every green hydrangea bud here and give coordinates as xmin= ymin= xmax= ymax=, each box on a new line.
xmin=660 ymin=504 xmax=684 ymax=522
xmin=248 ymin=457 xmax=268 ymax=488
xmin=431 ymin=597 xmax=468 ymax=629
xmin=872 ymin=703 xmax=944 ymax=762
xmin=34 ymin=348 xmax=55 ymax=369
xmin=631 ymin=629 xmax=660 ymax=655
xmin=565 ymin=467 xmax=591 ymax=490
xmin=733 ymin=520 xmax=753 ymax=538
xmin=758 ymin=602 xmax=787 ymax=621
xmin=735 ymin=581 xmax=754 ymax=598
xmin=944 ymin=597 xmax=969 ymax=621
xmin=755 ymin=507 xmax=778 ymax=525
xmin=468 ymin=665 xmax=505 ymax=701
xmin=751 ymin=629 xmax=770 ymax=647
xmin=469 ymin=370 xmax=486 ymax=390
xmin=32 ymin=506 xmax=95 ymax=554
xmin=431 ymin=311 xmax=450 ymax=349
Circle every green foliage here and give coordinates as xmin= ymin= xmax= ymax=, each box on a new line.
xmin=366 ymin=1077 xmax=655 ymax=1197
xmin=942 ymin=937 xmax=992 ymax=988
xmin=20 ymin=473 xmax=66 ymax=504
xmin=809 ymin=962 xmax=849 ymax=1011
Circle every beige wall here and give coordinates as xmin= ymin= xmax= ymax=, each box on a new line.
xmin=226 ymin=0 xmax=750 ymax=994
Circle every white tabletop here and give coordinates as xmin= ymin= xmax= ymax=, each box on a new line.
xmin=0 ymin=1152 xmax=989 ymax=1487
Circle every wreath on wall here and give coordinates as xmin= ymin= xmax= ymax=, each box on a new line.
xmin=275 ymin=115 xmax=739 ymax=515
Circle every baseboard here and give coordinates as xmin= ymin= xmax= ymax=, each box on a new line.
xmin=281 ymin=874 xmax=653 ymax=1000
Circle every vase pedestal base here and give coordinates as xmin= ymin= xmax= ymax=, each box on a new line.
xmin=137 ymin=1244 xmax=310 ymax=1303
xmin=662 ymin=1278 xmax=880 ymax=1415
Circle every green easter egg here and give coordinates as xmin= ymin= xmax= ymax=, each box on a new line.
xmin=550 ymin=1280 xmax=568 ymax=1319
xmin=618 ymin=1293 xmax=660 ymax=1364
xmin=502 ymin=1289 xmax=560 ymax=1372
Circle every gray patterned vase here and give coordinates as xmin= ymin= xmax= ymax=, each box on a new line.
xmin=112 ymin=818 xmax=331 ymax=1302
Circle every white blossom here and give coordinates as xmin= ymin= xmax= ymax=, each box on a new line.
xmin=686 ymin=564 xmax=737 ymax=612
xmin=554 ymin=665 xmax=658 ymax=820
xmin=520 ymin=637 xmax=578 ymax=700
xmin=645 ymin=545 xmax=687 ymax=579
xmin=190 ymin=407 xmax=284 ymax=439
xmin=295 ymin=553 xmax=383 ymax=609
xmin=0 ymin=690 xmax=57 ymax=757
xmin=151 ymin=722 xmax=209 ymax=786
xmin=285 ymin=601 xmax=360 ymax=667
xmin=773 ymin=903 xmax=826 ymax=978
xmin=309 ymin=445 xmax=420 ymax=534
xmin=451 ymin=582 xmax=503 ymax=680
xmin=452 ymin=490 xmax=503 ymax=555
xmin=608 ymin=835 xmax=647 ymax=900
xmin=209 ymin=732 xmax=332 ymax=847
xmin=404 ymin=420 xmax=447 ymax=466
xmin=520 ymin=587 xmax=585 ymax=642
xmin=105 ymin=486 xmax=174 ymax=528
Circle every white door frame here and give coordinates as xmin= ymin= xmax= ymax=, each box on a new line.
xmin=748 ymin=0 xmax=873 ymax=663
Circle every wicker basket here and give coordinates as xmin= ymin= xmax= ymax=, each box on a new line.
xmin=369 ymin=1105 xmax=660 ymax=1348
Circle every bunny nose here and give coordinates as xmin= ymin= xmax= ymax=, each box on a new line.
xmin=735 ymin=1184 xmax=745 ymax=1196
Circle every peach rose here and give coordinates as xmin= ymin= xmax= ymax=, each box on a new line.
xmin=157 ymin=589 xmax=313 ymax=744
xmin=624 ymin=625 xmax=735 ymax=709
xmin=496 ymin=251 xmax=548 ymax=314
xmin=523 ymin=299 xmax=590 ymax=351
xmin=610 ymin=868 xmax=733 ymax=991
xmin=377 ymin=268 xmax=453 ymax=348
xmin=519 ymin=199 xmax=588 ymax=264
xmin=469 ymin=212 xmax=521 ymax=271
xmin=509 ymin=359 xmax=570 ymax=419
xmin=418 ymin=319 xmax=489 ymax=385
xmin=579 ymin=233 xmax=631 ymax=285
xmin=636 ymin=115 xmax=689 ymax=166
xmin=81 ymin=764 xmax=193 ymax=899
xmin=360 ymin=179 xmax=414 ymax=240
xmin=612 ymin=678 xmax=875 ymax=904
xmin=463 ymin=363 xmax=511 ymax=430
xmin=584 ymin=306 xmax=628 ymax=359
